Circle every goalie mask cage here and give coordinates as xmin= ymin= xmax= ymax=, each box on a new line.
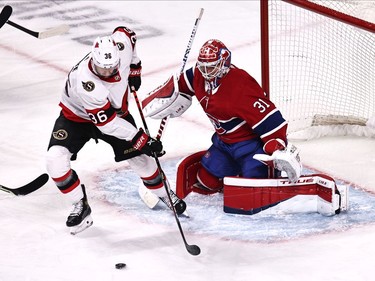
xmin=261 ymin=0 xmax=375 ymax=135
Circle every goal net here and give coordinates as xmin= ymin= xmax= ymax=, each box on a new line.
xmin=261 ymin=0 xmax=375 ymax=139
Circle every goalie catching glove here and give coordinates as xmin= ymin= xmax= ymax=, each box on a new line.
xmin=131 ymin=128 xmax=164 ymax=157
xmin=253 ymin=139 xmax=302 ymax=183
xmin=142 ymin=74 xmax=192 ymax=119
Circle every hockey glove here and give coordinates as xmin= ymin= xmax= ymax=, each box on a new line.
xmin=131 ymin=128 xmax=163 ymax=157
xmin=128 ymin=62 xmax=142 ymax=91
xmin=253 ymin=140 xmax=302 ymax=183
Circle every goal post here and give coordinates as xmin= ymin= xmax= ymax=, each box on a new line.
xmin=261 ymin=0 xmax=375 ymax=137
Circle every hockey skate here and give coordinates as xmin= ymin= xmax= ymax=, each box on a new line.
xmin=159 ymin=189 xmax=187 ymax=216
xmin=66 ymin=184 xmax=93 ymax=235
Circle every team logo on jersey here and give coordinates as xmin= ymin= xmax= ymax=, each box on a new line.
xmin=52 ymin=129 xmax=68 ymax=140
xmin=82 ymin=81 xmax=95 ymax=92
xmin=206 ymin=113 xmax=226 ymax=135
xmin=116 ymin=42 xmax=125 ymax=51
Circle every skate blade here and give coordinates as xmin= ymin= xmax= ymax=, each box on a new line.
xmin=178 ymin=210 xmax=190 ymax=218
xmin=70 ymin=215 xmax=93 ymax=235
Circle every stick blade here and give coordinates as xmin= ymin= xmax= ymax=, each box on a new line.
xmin=0 ymin=173 xmax=49 ymax=196
xmin=16 ymin=173 xmax=49 ymax=195
xmin=0 ymin=5 xmax=12 ymax=28
xmin=187 ymin=244 xmax=201 ymax=256
xmin=38 ymin=24 xmax=69 ymax=39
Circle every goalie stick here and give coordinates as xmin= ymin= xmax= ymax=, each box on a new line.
xmin=0 ymin=5 xmax=69 ymax=39
xmin=0 ymin=173 xmax=49 ymax=196
xmin=156 ymin=8 xmax=204 ymax=141
xmin=132 ymin=88 xmax=201 ymax=256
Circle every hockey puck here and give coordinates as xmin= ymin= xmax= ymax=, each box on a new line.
xmin=115 ymin=263 xmax=126 ymax=269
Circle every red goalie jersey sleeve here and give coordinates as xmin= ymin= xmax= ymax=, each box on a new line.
xmin=178 ymin=66 xmax=288 ymax=145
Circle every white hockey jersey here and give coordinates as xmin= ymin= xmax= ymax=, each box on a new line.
xmin=60 ymin=27 xmax=141 ymax=141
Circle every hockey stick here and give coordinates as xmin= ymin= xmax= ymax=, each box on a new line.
xmin=132 ymin=88 xmax=201 ymax=256
xmin=156 ymin=116 xmax=170 ymax=141
xmin=156 ymin=8 xmax=204 ymax=141
xmin=6 ymin=20 xmax=69 ymax=39
xmin=0 ymin=5 xmax=12 ymax=28
xmin=0 ymin=5 xmax=69 ymax=39
xmin=0 ymin=173 xmax=49 ymax=196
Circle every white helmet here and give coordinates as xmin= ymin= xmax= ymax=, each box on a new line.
xmin=91 ymin=36 xmax=120 ymax=75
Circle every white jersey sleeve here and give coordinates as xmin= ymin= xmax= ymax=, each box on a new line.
xmin=112 ymin=26 xmax=141 ymax=66
xmin=98 ymin=114 xmax=138 ymax=140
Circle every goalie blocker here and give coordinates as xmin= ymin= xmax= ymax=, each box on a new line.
xmin=141 ymin=75 xmax=192 ymax=119
xmin=176 ymin=151 xmax=348 ymax=216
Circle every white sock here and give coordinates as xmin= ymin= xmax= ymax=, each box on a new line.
xmin=66 ymin=185 xmax=84 ymax=204
xmin=151 ymin=186 xmax=168 ymax=197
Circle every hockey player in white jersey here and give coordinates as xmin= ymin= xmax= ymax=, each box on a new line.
xmin=46 ymin=26 xmax=186 ymax=235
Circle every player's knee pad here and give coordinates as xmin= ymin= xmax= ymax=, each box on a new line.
xmin=197 ymin=166 xmax=223 ymax=192
xmin=46 ymin=146 xmax=73 ymax=178
xmin=127 ymin=154 xmax=158 ymax=178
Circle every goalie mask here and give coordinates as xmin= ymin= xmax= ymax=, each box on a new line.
xmin=197 ymin=39 xmax=231 ymax=81
xmin=91 ymin=36 xmax=120 ymax=78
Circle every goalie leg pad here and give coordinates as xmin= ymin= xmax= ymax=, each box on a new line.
xmin=317 ymin=183 xmax=349 ymax=216
xmin=223 ymin=177 xmax=312 ymax=215
xmin=337 ymin=185 xmax=349 ymax=212
xmin=223 ymin=174 xmax=347 ymax=216
xmin=176 ymin=151 xmax=207 ymax=199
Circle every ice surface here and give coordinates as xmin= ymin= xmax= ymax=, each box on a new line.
xmin=0 ymin=2 xmax=375 ymax=281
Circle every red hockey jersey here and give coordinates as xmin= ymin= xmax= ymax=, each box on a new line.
xmin=178 ymin=65 xmax=288 ymax=145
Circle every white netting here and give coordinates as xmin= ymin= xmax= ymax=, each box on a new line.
xmin=266 ymin=0 xmax=375 ymax=138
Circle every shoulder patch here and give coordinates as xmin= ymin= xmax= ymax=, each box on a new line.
xmin=116 ymin=42 xmax=125 ymax=51
xmin=82 ymin=81 xmax=95 ymax=92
